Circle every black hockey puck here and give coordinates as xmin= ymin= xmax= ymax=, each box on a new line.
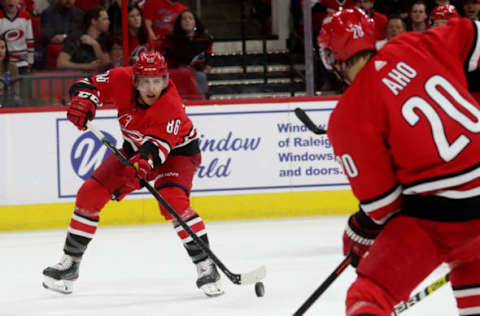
xmin=255 ymin=281 xmax=265 ymax=297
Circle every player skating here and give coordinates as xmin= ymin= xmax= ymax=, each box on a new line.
xmin=318 ymin=8 xmax=480 ymax=316
xmin=42 ymin=51 xmax=223 ymax=297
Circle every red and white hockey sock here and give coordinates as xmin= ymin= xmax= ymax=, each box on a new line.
xmin=451 ymin=260 xmax=480 ymax=316
xmin=63 ymin=207 xmax=99 ymax=258
xmin=63 ymin=178 xmax=110 ymax=258
xmin=173 ymin=208 xmax=209 ymax=264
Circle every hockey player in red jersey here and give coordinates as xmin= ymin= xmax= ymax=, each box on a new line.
xmin=318 ymin=7 xmax=480 ymax=316
xmin=42 ymin=51 xmax=224 ymax=297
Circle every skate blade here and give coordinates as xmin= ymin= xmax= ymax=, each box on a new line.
xmin=42 ymin=276 xmax=74 ymax=294
xmin=200 ymin=281 xmax=225 ymax=297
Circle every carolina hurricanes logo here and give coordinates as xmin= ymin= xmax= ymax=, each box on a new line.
xmin=4 ymin=29 xmax=24 ymax=41
xmin=119 ymin=114 xmax=133 ymax=127
xmin=118 ymin=113 xmax=143 ymax=143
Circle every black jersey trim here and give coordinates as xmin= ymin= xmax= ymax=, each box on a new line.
xmin=359 ymin=183 xmax=401 ymax=205
xmin=465 ymin=20 xmax=480 ymax=73
xmin=402 ymin=194 xmax=480 ymax=221
xmin=170 ymin=139 xmax=200 ymax=156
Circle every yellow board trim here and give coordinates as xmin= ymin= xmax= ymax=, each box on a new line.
xmin=0 ymin=190 xmax=357 ymax=231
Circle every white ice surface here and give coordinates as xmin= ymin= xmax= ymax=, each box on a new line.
xmin=1 ymin=216 xmax=456 ymax=316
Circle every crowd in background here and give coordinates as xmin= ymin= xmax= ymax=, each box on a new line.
xmin=294 ymin=0 xmax=480 ymax=91
xmin=0 ymin=0 xmax=478 ymax=106
xmin=0 ymin=0 xmax=213 ymax=106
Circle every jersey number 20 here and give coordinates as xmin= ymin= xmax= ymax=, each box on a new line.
xmin=402 ymin=75 xmax=480 ymax=162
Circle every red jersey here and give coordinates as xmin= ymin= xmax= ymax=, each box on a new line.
xmin=143 ymin=0 xmax=188 ymax=39
xmin=371 ymin=11 xmax=387 ymax=40
xmin=89 ymin=67 xmax=198 ymax=164
xmin=328 ymin=18 xmax=480 ymax=224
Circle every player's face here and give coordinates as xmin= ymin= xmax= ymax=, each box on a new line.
xmin=136 ymin=76 xmax=168 ymax=106
xmin=128 ymin=8 xmax=142 ymax=29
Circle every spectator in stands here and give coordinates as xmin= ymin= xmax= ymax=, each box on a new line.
xmin=375 ymin=0 xmax=409 ymax=18
xmin=39 ymin=0 xmax=84 ymax=69
xmin=0 ymin=0 xmax=34 ymax=73
xmin=355 ymin=0 xmax=388 ymax=40
xmin=127 ymin=2 xmax=152 ymax=63
xmin=408 ymin=1 xmax=429 ymax=32
xmin=430 ymin=3 xmax=460 ymax=27
xmin=375 ymin=14 xmax=407 ymax=49
xmin=0 ymin=35 xmax=21 ymax=107
xmin=57 ymin=6 xmax=110 ymax=71
xmin=162 ymin=9 xmax=213 ymax=96
xmin=462 ymin=0 xmax=480 ymax=20
xmin=98 ymin=36 xmax=122 ymax=72
xmin=310 ymin=0 xmax=356 ymax=37
xmin=143 ymin=0 xmax=188 ymax=43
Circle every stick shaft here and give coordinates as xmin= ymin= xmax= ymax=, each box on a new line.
xmin=392 ymin=273 xmax=450 ymax=315
xmin=293 ymin=253 xmax=356 ymax=316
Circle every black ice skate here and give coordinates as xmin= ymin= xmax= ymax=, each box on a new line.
xmin=195 ymin=258 xmax=224 ymax=297
xmin=42 ymin=254 xmax=80 ymax=294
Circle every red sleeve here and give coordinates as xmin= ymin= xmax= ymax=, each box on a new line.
xmin=89 ymin=67 xmax=132 ymax=109
xmin=426 ymin=18 xmax=480 ymax=72
xmin=327 ymin=82 xmax=401 ymax=225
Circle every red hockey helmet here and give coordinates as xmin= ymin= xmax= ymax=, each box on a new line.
xmin=317 ymin=7 xmax=375 ymax=70
xmin=133 ymin=51 xmax=168 ymax=77
xmin=429 ymin=4 xmax=459 ymax=20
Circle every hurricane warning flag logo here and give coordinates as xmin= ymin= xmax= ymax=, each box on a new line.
xmin=70 ymin=131 xmax=117 ymax=180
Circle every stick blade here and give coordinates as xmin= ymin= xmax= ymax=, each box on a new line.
xmin=239 ymin=265 xmax=267 ymax=285
xmin=293 ymin=108 xmax=327 ymax=135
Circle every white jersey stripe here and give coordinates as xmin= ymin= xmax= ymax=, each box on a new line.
xmin=459 ymin=306 xmax=480 ymax=315
xmin=403 ymin=165 xmax=480 ymax=195
xmin=468 ymin=21 xmax=480 ymax=72
xmin=372 ymin=209 xmax=401 ymax=225
xmin=360 ymin=185 xmax=402 ymax=213
xmin=435 ymin=186 xmax=480 ymax=199
xmin=454 ymin=287 xmax=480 ymax=298
xmin=143 ymin=136 xmax=171 ymax=153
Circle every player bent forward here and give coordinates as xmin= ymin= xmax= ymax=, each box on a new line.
xmin=319 ymin=8 xmax=480 ymax=316
xmin=42 ymin=51 xmax=223 ymax=297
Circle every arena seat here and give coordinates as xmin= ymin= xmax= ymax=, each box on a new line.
xmin=169 ymin=68 xmax=205 ymax=101
xmin=47 ymin=43 xmax=63 ymax=69
xmin=30 ymin=71 xmax=85 ymax=105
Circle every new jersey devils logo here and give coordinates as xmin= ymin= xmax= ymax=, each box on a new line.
xmin=71 ymin=131 xmax=117 ymax=180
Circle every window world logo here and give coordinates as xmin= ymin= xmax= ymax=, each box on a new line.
xmin=70 ymin=131 xmax=117 ymax=180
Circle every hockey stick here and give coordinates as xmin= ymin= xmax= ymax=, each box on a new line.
xmin=294 ymin=108 xmax=327 ymax=135
xmin=86 ymin=121 xmax=266 ymax=285
xmin=293 ymin=252 xmax=358 ymax=316
xmin=392 ymin=273 xmax=450 ymax=315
